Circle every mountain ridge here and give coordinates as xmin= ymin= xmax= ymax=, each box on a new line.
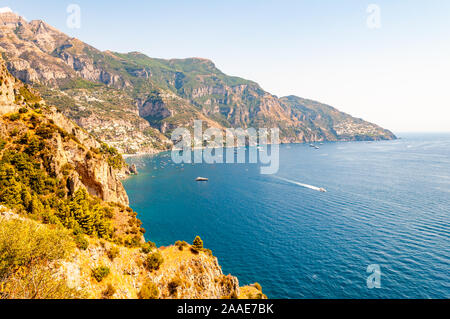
xmin=0 ymin=12 xmax=396 ymax=154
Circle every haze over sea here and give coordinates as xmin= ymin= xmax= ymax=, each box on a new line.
xmin=123 ymin=134 xmax=450 ymax=299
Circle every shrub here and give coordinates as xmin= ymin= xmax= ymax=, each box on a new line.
xmin=101 ymin=284 xmax=116 ymax=299
xmin=190 ymin=247 xmax=200 ymax=254
xmin=123 ymin=234 xmax=142 ymax=248
xmin=0 ymin=218 xmax=81 ymax=299
xmin=168 ymin=277 xmax=182 ymax=296
xmin=0 ymin=219 xmax=75 ymax=277
xmin=138 ymin=280 xmax=160 ymax=299
xmin=74 ymin=234 xmax=89 ymax=250
xmin=193 ymin=236 xmax=203 ymax=250
xmin=9 ymin=113 xmax=20 ymax=121
xmin=18 ymin=108 xmax=28 ymax=114
xmin=91 ymin=266 xmax=110 ymax=282
xmin=61 ymin=163 xmax=74 ymax=176
xmin=175 ymin=241 xmax=188 ymax=251
xmin=107 ymin=246 xmax=120 ymax=261
xmin=141 ymin=241 xmax=156 ymax=254
xmin=103 ymin=206 xmax=114 ymax=219
xmin=144 ymin=251 xmax=164 ymax=272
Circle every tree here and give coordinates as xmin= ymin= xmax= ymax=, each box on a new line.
xmin=0 ymin=164 xmax=22 ymax=206
xmin=193 ymin=236 xmax=203 ymax=250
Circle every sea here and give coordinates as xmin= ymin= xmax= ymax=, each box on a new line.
xmin=123 ymin=133 xmax=450 ymax=299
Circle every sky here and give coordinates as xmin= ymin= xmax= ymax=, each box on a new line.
xmin=2 ymin=0 xmax=450 ymax=133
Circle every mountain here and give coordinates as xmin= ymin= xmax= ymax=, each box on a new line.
xmin=0 ymin=12 xmax=395 ymax=154
xmin=0 ymin=55 xmax=263 ymax=299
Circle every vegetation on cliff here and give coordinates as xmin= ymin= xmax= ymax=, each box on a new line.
xmin=0 ymin=56 xmax=265 ymax=300
xmin=0 ymin=106 xmax=142 ymax=245
xmin=0 ymin=216 xmax=83 ymax=299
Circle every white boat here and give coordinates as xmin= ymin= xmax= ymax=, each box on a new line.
xmin=319 ymin=188 xmax=327 ymax=193
xmin=196 ymin=177 xmax=209 ymax=182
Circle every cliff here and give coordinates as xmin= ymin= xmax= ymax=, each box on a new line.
xmin=0 ymin=12 xmax=395 ymax=154
xmin=0 ymin=58 xmax=129 ymax=205
xmin=1 ymin=208 xmax=261 ymax=299
xmin=0 ymin=56 xmax=264 ymax=299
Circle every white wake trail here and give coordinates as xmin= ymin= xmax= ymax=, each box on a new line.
xmin=274 ymin=176 xmax=326 ymax=192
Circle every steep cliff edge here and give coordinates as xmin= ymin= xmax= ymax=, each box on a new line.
xmin=0 ymin=58 xmax=129 ymax=206
xmin=0 ymin=57 xmax=263 ymax=299
xmin=1 ymin=208 xmax=257 ymax=299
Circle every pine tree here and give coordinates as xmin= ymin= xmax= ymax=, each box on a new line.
xmin=30 ymin=194 xmax=44 ymax=215
xmin=193 ymin=236 xmax=203 ymax=250
xmin=0 ymin=164 xmax=22 ymax=206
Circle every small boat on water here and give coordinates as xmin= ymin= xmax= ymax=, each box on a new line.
xmin=319 ymin=188 xmax=327 ymax=193
xmin=196 ymin=177 xmax=209 ymax=182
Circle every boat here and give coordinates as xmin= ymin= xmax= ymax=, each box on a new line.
xmin=319 ymin=188 xmax=327 ymax=193
xmin=196 ymin=177 xmax=209 ymax=182
xmin=314 ymin=146 xmax=320 ymax=150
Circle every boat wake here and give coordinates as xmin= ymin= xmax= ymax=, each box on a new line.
xmin=274 ymin=176 xmax=327 ymax=193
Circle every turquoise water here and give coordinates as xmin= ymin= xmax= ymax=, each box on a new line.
xmin=123 ymin=134 xmax=450 ymax=299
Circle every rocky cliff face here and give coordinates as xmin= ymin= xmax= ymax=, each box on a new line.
xmin=58 ymin=244 xmax=241 ymax=299
xmin=0 ymin=56 xmax=129 ymax=206
xmin=0 ymin=62 xmax=15 ymax=106
xmin=0 ymin=12 xmax=396 ymax=154
xmin=0 ymin=12 xmax=169 ymax=154
xmin=0 ymin=55 xmax=263 ymax=300
xmin=1 ymin=208 xmax=258 ymax=299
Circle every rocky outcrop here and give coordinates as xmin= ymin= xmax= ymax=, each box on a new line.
xmin=0 ymin=56 xmax=129 ymax=206
xmin=0 ymin=61 xmax=16 ymax=106
xmin=58 ymin=243 xmax=241 ymax=299
xmin=153 ymin=247 xmax=240 ymax=299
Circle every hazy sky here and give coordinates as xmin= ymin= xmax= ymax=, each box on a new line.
xmin=2 ymin=0 xmax=450 ymax=132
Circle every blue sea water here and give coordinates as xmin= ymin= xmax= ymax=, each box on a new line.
xmin=123 ymin=134 xmax=450 ymax=299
